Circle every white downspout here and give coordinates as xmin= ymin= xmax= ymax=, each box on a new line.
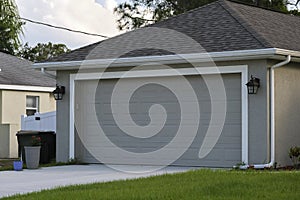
xmin=252 ymin=55 xmax=291 ymax=169
xmin=41 ymin=67 xmax=56 ymax=79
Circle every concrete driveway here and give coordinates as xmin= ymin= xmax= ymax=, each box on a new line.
xmin=0 ymin=164 xmax=195 ymax=198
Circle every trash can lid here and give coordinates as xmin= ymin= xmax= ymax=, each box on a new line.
xmin=16 ymin=130 xmax=55 ymax=136
xmin=16 ymin=130 xmax=39 ymax=135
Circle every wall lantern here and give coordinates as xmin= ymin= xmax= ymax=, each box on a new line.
xmin=52 ymin=85 xmax=65 ymax=100
xmin=246 ymin=75 xmax=260 ymax=94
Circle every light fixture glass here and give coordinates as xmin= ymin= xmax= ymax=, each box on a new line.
xmin=52 ymin=85 xmax=65 ymax=100
xmin=246 ymin=75 xmax=260 ymax=94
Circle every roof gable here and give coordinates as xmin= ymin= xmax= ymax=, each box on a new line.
xmin=45 ymin=0 xmax=300 ymax=62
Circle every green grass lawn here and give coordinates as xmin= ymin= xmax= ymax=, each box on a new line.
xmin=2 ymin=169 xmax=300 ymax=200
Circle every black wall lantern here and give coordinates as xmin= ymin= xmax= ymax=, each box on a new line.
xmin=246 ymin=75 xmax=260 ymax=94
xmin=52 ymin=85 xmax=65 ymax=100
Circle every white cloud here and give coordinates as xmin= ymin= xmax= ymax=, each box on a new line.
xmin=105 ymin=0 xmax=118 ymax=12
xmin=16 ymin=0 xmax=124 ymax=49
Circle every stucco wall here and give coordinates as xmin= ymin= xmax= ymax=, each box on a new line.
xmin=0 ymin=90 xmax=56 ymax=158
xmin=0 ymin=91 xmax=2 ymax=122
xmin=56 ymin=70 xmax=76 ymax=162
xmin=0 ymin=124 xmax=19 ymax=158
xmin=273 ymin=61 xmax=300 ymax=167
xmin=1 ymin=90 xmax=55 ymax=125
xmin=216 ymin=60 xmax=269 ymax=164
xmin=0 ymin=124 xmax=9 ymax=158
xmin=248 ymin=60 xmax=269 ymax=165
xmin=56 ymin=60 xmax=270 ymax=165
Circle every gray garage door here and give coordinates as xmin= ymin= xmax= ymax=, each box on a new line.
xmin=74 ymin=74 xmax=241 ymax=167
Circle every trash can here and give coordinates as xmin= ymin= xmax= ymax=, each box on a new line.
xmin=16 ymin=131 xmax=56 ymax=164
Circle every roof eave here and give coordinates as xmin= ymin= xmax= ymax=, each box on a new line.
xmin=0 ymin=84 xmax=55 ymax=92
xmin=33 ymin=48 xmax=300 ymax=71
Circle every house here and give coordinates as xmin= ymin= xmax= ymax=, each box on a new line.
xmin=34 ymin=0 xmax=300 ymax=168
xmin=0 ymin=52 xmax=56 ymax=158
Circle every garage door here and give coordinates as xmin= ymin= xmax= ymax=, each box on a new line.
xmin=74 ymin=74 xmax=241 ymax=167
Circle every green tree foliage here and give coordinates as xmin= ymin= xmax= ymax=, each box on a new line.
xmin=114 ymin=0 xmax=216 ymax=30
xmin=17 ymin=42 xmax=71 ymax=62
xmin=252 ymin=0 xmax=287 ymax=11
xmin=287 ymin=0 xmax=300 ymax=15
xmin=114 ymin=0 xmax=299 ymax=31
xmin=0 ymin=0 xmax=24 ymax=55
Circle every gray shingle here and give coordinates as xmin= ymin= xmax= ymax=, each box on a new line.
xmin=45 ymin=42 xmax=100 ymax=63
xmin=225 ymin=0 xmax=300 ymax=52
xmin=44 ymin=0 xmax=300 ymax=63
xmin=0 ymin=52 xmax=55 ymax=87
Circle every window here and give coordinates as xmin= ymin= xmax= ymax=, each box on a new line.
xmin=26 ymin=96 xmax=39 ymax=116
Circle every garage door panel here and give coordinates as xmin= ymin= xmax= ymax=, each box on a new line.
xmin=226 ymin=90 xmax=242 ymax=99
xmin=75 ymin=74 xmax=242 ymax=167
xmin=225 ymin=150 xmax=241 ymax=161
xmin=227 ymin=101 xmax=241 ymax=112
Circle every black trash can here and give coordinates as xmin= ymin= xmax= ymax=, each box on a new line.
xmin=16 ymin=131 xmax=56 ymax=164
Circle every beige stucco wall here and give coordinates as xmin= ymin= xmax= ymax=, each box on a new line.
xmin=0 ymin=124 xmax=9 ymax=158
xmin=0 ymin=90 xmax=56 ymax=158
xmin=273 ymin=61 xmax=300 ymax=167
xmin=1 ymin=90 xmax=55 ymax=124
xmin=0 ymin=123 xmax=19 ymax=158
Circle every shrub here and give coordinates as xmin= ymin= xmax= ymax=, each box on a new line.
xmin=288 ymin=146 xmax=300 ymax=169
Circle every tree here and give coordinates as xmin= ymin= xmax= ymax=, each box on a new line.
xmin=114 ymin=0 xmax=216 ymax=30
xmin=17 ymin=42 xmax=71 ymax=62
xmin=244 ymin=0 xmax=288 ymax=11
xmin=0 ymin=0 xmax=24 ymax=55
xmin=288 ymin=0 xmax=300 ymax=15
xmin=114 ymin=0 xmax=299 ymax=31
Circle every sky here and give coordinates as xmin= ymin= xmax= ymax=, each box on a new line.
xmin=15 ymin=0 xmax=126 ymax=50
xmin=14 ymin=0 xmax=300 ymax=50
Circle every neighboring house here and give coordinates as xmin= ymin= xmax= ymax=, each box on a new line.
xmin=0 ymin=52 xmax=56 ymax=158
xmin=35 ymin=0 xmax=300 ymax=168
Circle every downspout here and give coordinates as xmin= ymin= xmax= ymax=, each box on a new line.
xmin=41 ymin=67 xmax=56 ymax=79
xmin=252 ymin=55 xmax=291 ymax=169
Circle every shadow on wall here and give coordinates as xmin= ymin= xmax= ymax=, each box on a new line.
xmin=0 ymin=124 xmax=19 ymax=158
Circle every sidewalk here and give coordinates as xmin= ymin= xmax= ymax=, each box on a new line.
xmin=0 ymin=164 xmax=194 ymax=198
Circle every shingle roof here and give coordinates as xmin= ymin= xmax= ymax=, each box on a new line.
xmin=224 ymin=0 xmax=300 ymax=51
xmin=0 ymin=52 xmax=55 ymax=87
xmin=45 ymin=42 xmax=101 ymax=62
xmin=45 ymin=0 xmax=300 ymax=62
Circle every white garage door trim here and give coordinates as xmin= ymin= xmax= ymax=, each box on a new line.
xmin=69 ymin=65 xmax=248 ymax=164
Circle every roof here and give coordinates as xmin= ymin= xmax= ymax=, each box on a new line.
xmin=0 ymin=52 xmax=55 ymax=87
xmin=45 ymin=0 xmax=300 ymax=63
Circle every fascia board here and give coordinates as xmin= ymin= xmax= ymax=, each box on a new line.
xmin=33 ymin=48 xmax=300 ymax=71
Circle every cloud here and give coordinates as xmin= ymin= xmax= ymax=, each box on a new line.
xmin=104 ymin=0 xmax=118 ymax=11
xmin=16 ymin=0 xmax=123 ymax=49
xmin=95 ymin=0 xmax=118 ymax=11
